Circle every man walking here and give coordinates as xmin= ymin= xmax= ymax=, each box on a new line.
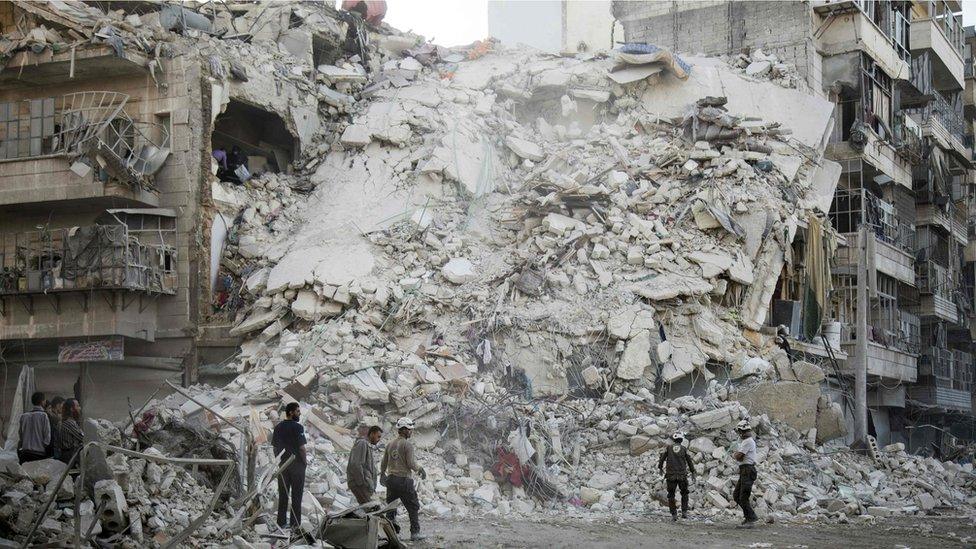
xmin=658 ymin=431 xmax=696 ymax=521
xmin=381 ymin=417 xmax=427 ymax=541
xmin=272 ymin=402 xmax=307 ymax=531
xmin=732 ymin=420 xmax=759 ymax=527
xmin=348 ymin=425 xmax=382 ymax=504
xmin=18 ymin=392 xmax=50 ymax=464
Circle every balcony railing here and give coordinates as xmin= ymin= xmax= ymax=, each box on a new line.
xmin=916 ymin=260 xmax=958 ymax=300
xmin=829 ymin=187 xmax=915 ymax=255
xmin=0 ymin=214 xmax=177 ymax=296
xmin=0 ymin=92 xmax=170 ymax=189
xmin=904 ymin=91 xmax=966 ymax=147
xmin=919 ymin=347 xmax=973 ymax=391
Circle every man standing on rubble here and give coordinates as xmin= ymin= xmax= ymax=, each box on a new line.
xmin=732 ymin=420 xmax=759 ymax=527
xmin=59 ymin=399 xmax=84 ymax=464
xmin=381 ymin=417 xmax=427 ymax=541
xmin=272 ymin=402 xmax=307 ymax=532
xmin=18 ymin=392 xmax=50 ymax=464
xmin=658 ymin=431 xmax=696 ymax=521
xmin=348 ymin=425 xmax=382 ymax=504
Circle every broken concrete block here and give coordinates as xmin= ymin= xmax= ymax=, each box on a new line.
xmin=689 ymin=437 xmax=715 ymax=454
xmin=505 ymin=135 xmax=544 ymax=161
xmin=630 ymin=435 xmax=651 ymax=456
xmin=340 ymin=124 xmax=372 ymax=147
xmin=94 ymin=479 xmax=128 ymax=532
xmin=442 ymin=258 xmax=477 ymax=284
xmin=745 ymin=60 xmax=772 ymax=77
xmin=637 ymin=274 xmax=713 ymax=301
xmin=587 ymin=471 xmax=621 ymax=490
xmin=245 ymin=268 xmax=270 ymax=295
xmin=883 ymin=443 xmax=906 ymax=453
xmin=617 ymin=330 xmax=653 ymax=380
xmin=291 ymin=290 xmax=321 ymax=321
xmin=917 ymin=493 xmax=936 ymax=511
xmin=656 ymin=341 xmax=672 ymax=363
xmin=581 ymin=365 xmax=601 ymax=388
xmin=542 ymin=213 xmax=585 ymax=236
xmin=866 ymin=506 xmax=892 ymax=517
xmin=737 ymin=381 xmax=820 ymax=433
xmin=792 ymin=361 xmax=826 ymax=385
xmin=707 ymin=491 xmax=730 ymax=508
xmin=580 ymin=486 xmax=602 ymax=505
xmin=21 ymin=459 xmax=67 ymax=486
xmin=688 ymin=251 xmax=733 ymax=278
xmin=689 ymin=406 xmax=738 ymax=430
xmin=616 ymin=422 xmax=639 ymax=436
xmin=730 ymin=356 xmax=771 ymax=380
xmin=815 ymin=395 xmax=847 ymax=444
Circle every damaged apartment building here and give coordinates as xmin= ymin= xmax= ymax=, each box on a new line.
xmin=614 ymin=0 xmax=976 ymax=454
xmin=0 ymin=0 xmax=344 ymax=419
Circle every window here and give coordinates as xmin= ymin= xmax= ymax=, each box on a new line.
xmin=861 ymin=54 xmax=893 ymax=138
xmin=0 ymin=97 xmax=57 ymax=159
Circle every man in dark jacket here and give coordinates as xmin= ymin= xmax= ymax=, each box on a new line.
xmin=658 ymin=431 xmax=697 ymax=521
xmin=18 ymin=392 xmax=50 ymax=464
xmin=347 ymin=425 xmax=382 ymax=504
xmin=272 ymin=402 xmax=307 ymax=531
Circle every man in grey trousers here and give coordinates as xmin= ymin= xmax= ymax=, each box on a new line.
xmin=347 ymin=425 xmax=382 ymax=504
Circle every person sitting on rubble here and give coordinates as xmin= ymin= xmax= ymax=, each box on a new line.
xmin=58 ymin=399 xmax=84 ymax=466
xmin=18 ymin=392 xmax=50 ymax=464
xmin=658 ymin=430 xmax=697 ymax=521
xmin=226 ymin=145 xmax=249 ymax=184
xmin=45 ymin=396 xmax=65 ymax=461
xmin=348 ymin=425 xmax=382 ymax=505
xmin=213 ymin=147 xmax=229 ymax=180
xmin=272 ymin=402 xmax=307 ymax=532
xmin=380 ymin=417 xmax=427 ymax=542
xmin=732 ymin=420 xmax=759 ymax=527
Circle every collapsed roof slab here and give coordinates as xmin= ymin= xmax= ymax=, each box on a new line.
xmin=637 ymin=56 xmax=835 ymax=151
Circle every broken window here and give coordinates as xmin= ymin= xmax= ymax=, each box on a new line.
xmin=212 ymin=99 xmax=295 ymax=183
xmin=0 ymin=97 xmax=56 ymax=159
xmin=861 ymin=54 xmax=893 ymax=138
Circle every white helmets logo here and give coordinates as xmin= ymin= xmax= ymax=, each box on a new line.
xmin=396 ymin=417 xmax=416 ymax=430
xmin=735 ymin=420 xmax=752 ymax=432
xmin=672 ymin=431 xmax=685 ymax=440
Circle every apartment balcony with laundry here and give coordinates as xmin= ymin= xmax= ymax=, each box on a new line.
xmin=0 ymin=92 xmax=171 ymax=209
xmin=830 ymin=185 xmax=916 ymax=285
xmin=815 ymin=0 xmax=911 ymax=81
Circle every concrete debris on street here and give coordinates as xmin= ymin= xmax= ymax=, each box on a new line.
xmin=1 ymin=0 xmax=976 ymax=548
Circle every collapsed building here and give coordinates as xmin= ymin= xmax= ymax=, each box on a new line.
xmin=1 ymin=0 xmax=976 ymax=547
xmin=615 ymin=0 xmax=976 ymax=455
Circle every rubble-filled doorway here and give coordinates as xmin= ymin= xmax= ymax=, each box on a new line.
xmin=212 ymin=99 xmax=295 ymax=183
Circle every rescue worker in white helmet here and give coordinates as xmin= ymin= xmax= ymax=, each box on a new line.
xmin=658 ymin=430 xmax=697 ymax=521
xmin=380 ymin=417 xmax=427 ymax=541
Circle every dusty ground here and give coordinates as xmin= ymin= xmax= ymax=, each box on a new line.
xmin=415 ymin=512 xmax=976 ymax=548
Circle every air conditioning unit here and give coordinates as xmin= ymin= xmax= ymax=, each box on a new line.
xmin=771 ymin=300 xmax=803 ymax=337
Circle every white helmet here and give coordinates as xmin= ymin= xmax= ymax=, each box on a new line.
xmin=735 ymin=420 xmax=752 ymax=432
xmin=396 ymin=417 xmax=415 ymax=430
xmin=672 ymin=431 xmax=685 ymax=440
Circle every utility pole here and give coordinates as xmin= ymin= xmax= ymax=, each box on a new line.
xmin=853 ymin=225 xmax=869 ymax=446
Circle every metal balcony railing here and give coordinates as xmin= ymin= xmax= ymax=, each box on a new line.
xmin=916 ymin=260 xmax=957 ymax=300
xmin=0 ymin=218 xmax=177 ymax=296
xmin=0 ymin=92 xmax=170 ymax=189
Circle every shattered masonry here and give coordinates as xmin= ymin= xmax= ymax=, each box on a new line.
xmin=0 ymin=0 xmax=975 ymax=547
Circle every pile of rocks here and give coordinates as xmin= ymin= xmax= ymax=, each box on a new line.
xmin=727 ymin=48 xmax=800 ymax=89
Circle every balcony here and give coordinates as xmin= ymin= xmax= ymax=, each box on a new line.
xmin=909 ymin=347 xmax=973 ymax=411
xmin=914 ymin=260 xmax=960 ymax=322
xmin=814 ymin=1 xmax=910 ymax=82
xmin=905 ymin=92 xmax=968 ymax=157
xmin=0 ymin=211 xmax=177 ymax=297
xmin=839 ymin=339 xmax=918 ymax=381
xmin=0 ymin=92 xmax=170 ymax=208
xmin=829 ymin=187 xmax=916 ymax=284
xmin=910 ymin=10 xmax=965 ymax=90
xmin=0 ymin=44 xmax=148 ymax=89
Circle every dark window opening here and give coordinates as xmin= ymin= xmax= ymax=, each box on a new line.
xmin=211 ymin=99 xmax=295 ymax=184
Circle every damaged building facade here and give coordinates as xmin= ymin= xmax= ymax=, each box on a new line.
xmin=0 ymin=0 xmax=337 ymax=419
xmin=614 ymin=0 xmax=976 ymax=453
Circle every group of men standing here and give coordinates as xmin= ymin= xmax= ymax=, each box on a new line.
xmin=271 ymin=404 xmax=427 ymax=541
xmin=270 ymin=402 xmax=761 ymax=541
xmin=658 ymin=420 xmax=759 ymax=526
xmin=17 ymin=391 xmax=84 ymax=466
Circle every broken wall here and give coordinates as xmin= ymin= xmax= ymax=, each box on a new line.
xmin=613 ymin=0 xmax=823 ymax=93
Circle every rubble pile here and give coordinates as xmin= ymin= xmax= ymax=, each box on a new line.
xmin=725 ymin=48 xmax=800 ymax=89
xmin=0 ymin=452 xmax=229 ymax=546
xmin=3 ymin=1 xmax=975 ymax=546
xmin=164 ymin=36 xmax=973 ymax=538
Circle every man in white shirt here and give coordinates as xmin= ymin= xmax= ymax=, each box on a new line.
xmin=732 ymin=420 xmax=758 ymax=526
